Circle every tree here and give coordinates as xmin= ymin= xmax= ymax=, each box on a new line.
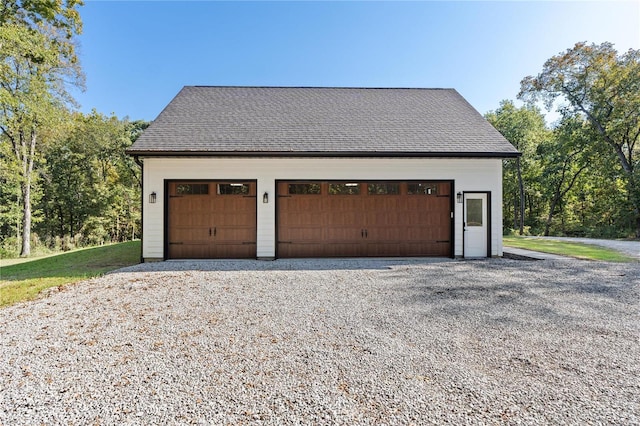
xmin=485 ymin=100 xmax=549 ymax=234
xmin=519 ymin=42 xmax=640 ymax=237
xmin=0 ymin=1 xmax=84 ymax=256
xmin=536 ymin=117 xmax=594 ymax=235
xmin=0 ymin=139 xmax=21 ymax=251
xmin=38 ymin=112 xmax=147 ymax=247
xmin=0 ymin=1 xmax=82 ymax=37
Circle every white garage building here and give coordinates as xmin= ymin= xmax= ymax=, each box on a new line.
xmin=127 ymin=86 xmax=519 ymax=261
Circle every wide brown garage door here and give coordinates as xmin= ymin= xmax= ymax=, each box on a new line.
xmin=167 ymin=181 xmax=256 ymax=259
xmin=277 ymin=181 xmax=452 ymax=257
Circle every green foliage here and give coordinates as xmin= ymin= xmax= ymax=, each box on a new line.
xmin=0 ymin=141 xmax=20 ymax=238
xmin=487 ymin=42 xmax=640 ymax=239
xmin=0 ymin=0 xmax=84 ymax=39
xmin=519 ymin=42 xmax=640 ymax=237
xmin=0 ymin=0 xmax=84 ymax=256
xmin=37 ymin=111 xmax=145 ymax=249
xmin=485 ymin=100 xmax=550 ymax=232
xmin=0 ymin=109 xmax=146 ymax=257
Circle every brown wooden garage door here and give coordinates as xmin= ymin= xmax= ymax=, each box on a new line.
xmin=277 ymin=181 xmax=452 ymax=257
xmin=167 ymin=181 xmax=256 ymax=259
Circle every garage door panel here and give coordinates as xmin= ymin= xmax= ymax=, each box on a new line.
xmin=325 ymin=198 xmax=362 ymax=212
xmin=169 ymin=214 xmax=210 ymax=228
xmin=211 ymin=244 xmax=255 ymax=258
xmin=168 ymin=181 xmax=256 ymax=259
xmin=175 ymin=198 xmax=210 ymax=212
xmin=365 ymin=226 xmax=406 ymax=242
xmin=324 ymin=243 xmax=365 ymax=257
xmin=277 ymin=243 xmax=329 ymax=258
xmin=169 ymin=202 xmax=210 ymax=227
xmin=325 ymin=227 xmax=364 ymax=241
xmin=215 ymin=227 xmax=256 ymax=242
xmin=213 ymin=197 xmax=255 ymax=212
xmin=404 ymin=242 xmax=449 ymax=256
xmin=403 ymin=210 xmax=428 ymax=226
xmin=406 ymin=227 xmax=449 ymax=242
xmin=170 ymin=227 xmax=209 ymax=243
xmin=279 ymin=211 xmax=325 ymax=227
xmin=366 ymin=242 xmax=404 ymax=257
xmin=280 ymin=197 xmax=324 ymax=209
xmin=213 ymin=212 xmax=255 ymax=227
xmin=365 ymin=197 xmax=401 ymax=211
xmin=364 ymin=212 xmax=405 ymax=227
xmin=282 ymin=214 xmax=325 ymax=227
xmin=277 ymin=180 xmax=452 ymax=258
xmin=437 ymin=182 xmax=451 ymax=195
xmin=325 ymin=213 xmax=361 ymax=226
xmin=168 ymin=243 xmax=210 ymax=259
xmin=279 ymin=226 xmax=324 ymax=241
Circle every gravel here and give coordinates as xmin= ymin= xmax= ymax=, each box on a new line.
xmin=1 ymin=258 xmax=639 ymax=425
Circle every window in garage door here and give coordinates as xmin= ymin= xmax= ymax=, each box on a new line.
xmin=277 ymin=181 xmax=452 ymax=258
xmin=167 ymin=181 xmax=257 ymax=259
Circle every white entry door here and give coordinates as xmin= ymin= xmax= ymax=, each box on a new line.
xmin=464 ymin=193 xmax=488 ymax=258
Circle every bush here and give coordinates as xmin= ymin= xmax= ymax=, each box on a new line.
xmin=0 ymin=246 xmax=16 ymax=259
xmin=503 ymin=226 xmax=532 ymax=236
xmin=62 ymin=234 xmax=74 ymax=251
xmin=81 ymin=216 xmax=109 ymax=247
xmin=0 ymin=236 xmax=19 ymax=258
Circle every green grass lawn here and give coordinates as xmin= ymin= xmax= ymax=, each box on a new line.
xmin=0 ymin=241 xmax=141 ymax=307
xmin=503 ymin=236 xmax=636 ymax=262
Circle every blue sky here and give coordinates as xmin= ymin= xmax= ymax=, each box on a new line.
xmin=74 ymin=1 xmax=640 ymax=122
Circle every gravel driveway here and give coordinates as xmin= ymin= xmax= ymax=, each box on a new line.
xmin=1 ymin=258 xmax=639 ymax=425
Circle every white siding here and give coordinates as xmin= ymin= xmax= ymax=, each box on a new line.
xmin=141 ymin=157 xmax=504 ymax=259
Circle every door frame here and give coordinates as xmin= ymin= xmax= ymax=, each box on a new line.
xmin=462 ymin=191 xmax=491 ymax=258
xmin=163 ymin=179 xmax=258 ymax=260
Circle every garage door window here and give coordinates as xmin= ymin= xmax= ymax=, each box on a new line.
xmin=176 ymin=183 xmax=209 ymax=195
xmin=408 ymin=182 xmax=438 ymax=195
xmin=218 ymin=183 xmax=250 ymax=195
xmin=368 ymin=183 xmax=400 ymax=195
xmin=288 ymin=183 xmax=321 ymax=194
xmin=329 ymin=183 xmax=360 ymax=195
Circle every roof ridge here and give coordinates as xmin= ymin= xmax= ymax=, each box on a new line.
xmin=189 ymin=85 xmax=456 ymax=91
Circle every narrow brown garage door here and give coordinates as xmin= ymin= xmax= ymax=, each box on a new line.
xmin=277 ymin=181 xmax=452 ymax=257
xmin=167 ymin=181 xmax=256 ymax=259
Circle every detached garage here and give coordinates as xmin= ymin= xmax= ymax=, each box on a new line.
xmin=127 ymin=86 xmax=519 ymax=261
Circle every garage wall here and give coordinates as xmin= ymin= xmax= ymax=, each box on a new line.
xmin=141 ymin=157 xmax=503 ymax=260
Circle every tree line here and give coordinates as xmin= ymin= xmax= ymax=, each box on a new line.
xmin=0 ymin=109 xmax=147 ymax=257
xmin=488 ymin=42 xmax=639 ymax=239
xmin=0 ymin=1 xmax=145 ymax=257
xmin=0 ymin=1 xmax=637 ymax=258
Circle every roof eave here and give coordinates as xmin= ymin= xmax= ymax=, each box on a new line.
xmin=126 ymin=150 xmax=521 ymax=159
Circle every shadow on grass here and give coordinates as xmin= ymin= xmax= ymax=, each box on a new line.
xmin=0 ymin=241 xmax=141 ymax=281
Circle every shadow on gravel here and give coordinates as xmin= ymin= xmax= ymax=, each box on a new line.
xmin=392 ymin=259 xmax=639 ymax=326
xmin=111 ymin=257 xmax=457 ymax=273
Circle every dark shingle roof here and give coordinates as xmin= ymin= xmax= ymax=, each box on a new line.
xmin=127 ymin=86 xmax=519 ymax=157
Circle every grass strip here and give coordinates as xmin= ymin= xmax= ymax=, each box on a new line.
xmin=0 ymin=241 xmax=140 ymax=307
xmin=503 ymin=236 xmax=636 ymax=262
